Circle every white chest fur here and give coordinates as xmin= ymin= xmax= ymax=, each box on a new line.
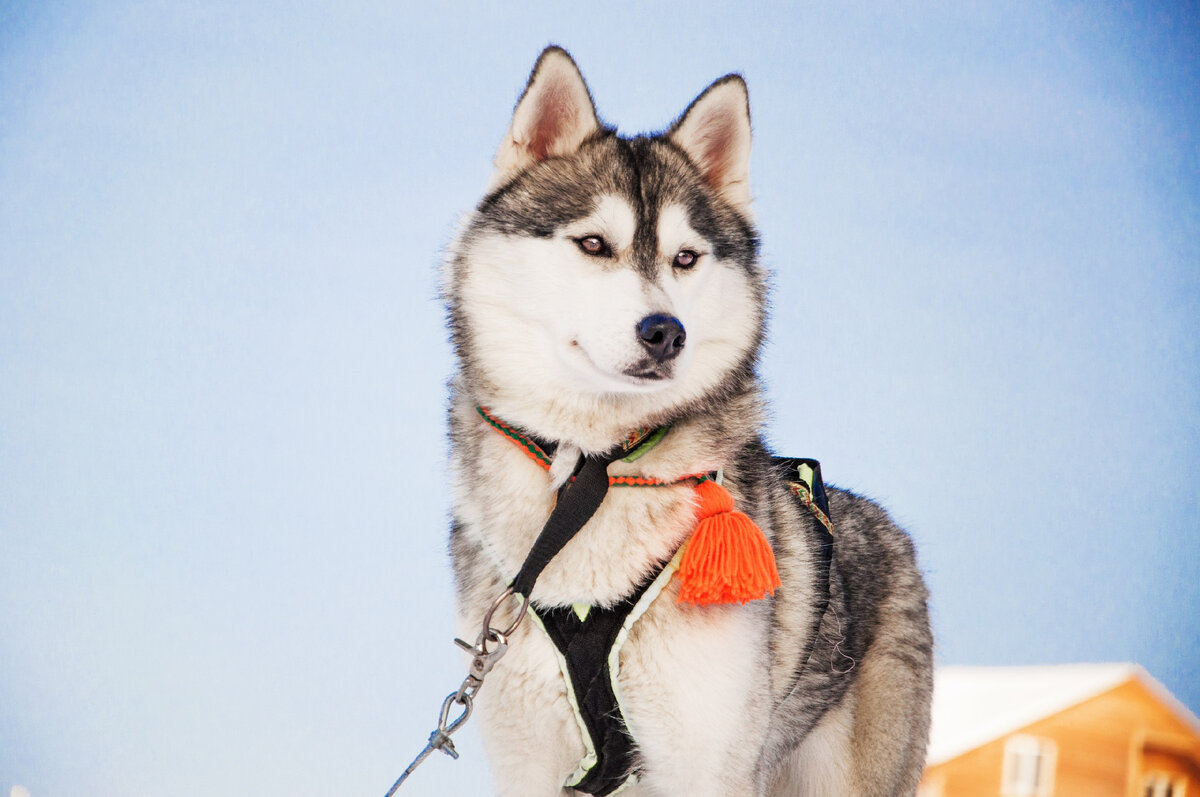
xmin=452 ymin=414 xmax=699 ymax=607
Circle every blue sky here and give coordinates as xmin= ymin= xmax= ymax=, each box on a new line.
xmin=1 ymin=2 xmax=1197 ymax=795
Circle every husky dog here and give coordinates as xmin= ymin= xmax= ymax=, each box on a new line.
xmin=443 ymin=47 xmax=932 ymax=796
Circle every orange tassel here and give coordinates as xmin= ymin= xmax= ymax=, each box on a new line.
xmin=677 ymin=479 xmax=781 ymax=606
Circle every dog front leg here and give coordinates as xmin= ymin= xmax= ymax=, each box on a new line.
xmin=619 ymin=604 xmax=773 ymax=797
xmin=472 ymin=631 xmax=587 ymax=797
xmin=475 ymin=697 xmax=577 ymax=795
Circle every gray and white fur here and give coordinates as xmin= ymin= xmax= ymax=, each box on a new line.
xmin=442 ymin=46 xmax=933 ymax=796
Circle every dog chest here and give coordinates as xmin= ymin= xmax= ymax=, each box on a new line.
xmin=455 ymin=426 xmax=698 ymax=608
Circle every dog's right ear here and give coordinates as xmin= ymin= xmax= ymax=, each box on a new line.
xmin=494 ymin=46 xmax=601 ymax=177
xmin=669 ymin=75 xmax=753 ymax=211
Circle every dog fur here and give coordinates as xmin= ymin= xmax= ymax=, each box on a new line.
xmin=442 ymin=47 xmax=933 ymax=796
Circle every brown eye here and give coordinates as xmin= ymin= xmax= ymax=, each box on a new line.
xmin=576 ymin=236 xmax=611 ymax=257
xmin=674 ymin=249 xmax=699 ymax=269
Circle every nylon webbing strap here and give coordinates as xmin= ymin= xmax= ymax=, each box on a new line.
xmin=773 ymin=456 xmax=836 ymax=687
xmin=510 ymin=448 xmax=624 ymax=599
xmin=534 ymin=571 xmax=659 ymax=795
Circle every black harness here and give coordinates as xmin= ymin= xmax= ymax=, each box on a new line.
xmin=511 ymin=443 xmax=834 ymax=795
xmin=530 ymin=572 xmax=661 ymax=794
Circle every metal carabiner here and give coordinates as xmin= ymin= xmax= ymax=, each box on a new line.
xmin=480 ymin=586 xmax=531 ymax=640
xmin=385 ymin=585 xmax=529 ymax=794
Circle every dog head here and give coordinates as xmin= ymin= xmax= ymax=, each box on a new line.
xmin=446 ymin=47 xmax=765 ymax=447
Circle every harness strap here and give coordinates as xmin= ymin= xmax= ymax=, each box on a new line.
xmin=477 ymin=403 xmax=702 ymax=603
xmin=531 ymin=568 xmax=662 ymax=795
xmin=511 ymin=449 xmax=625 ymax=599
xmin=774 ymin=457 xmax=836 ymax=686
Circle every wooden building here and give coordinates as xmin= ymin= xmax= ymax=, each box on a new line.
xmin=919 ymin=664 xmax=1200 ymax=797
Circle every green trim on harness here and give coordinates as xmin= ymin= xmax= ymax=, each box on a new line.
xmin=525 ymin=607 xmax=601 ymax=787
xmin=528 ymin=552 xmax=680 ymax=796
xmin=607 ymin=548 xmax=683 ymax=752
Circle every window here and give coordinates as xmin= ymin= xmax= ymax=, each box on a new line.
xmin=1001 ymin=734 xmax=1057 ymax=797
xmin=1143 ymin=773 xmax=1188 ymax=797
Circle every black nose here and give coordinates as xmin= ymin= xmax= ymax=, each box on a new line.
xmin=636 ymin=314 xmax=686 ymax=363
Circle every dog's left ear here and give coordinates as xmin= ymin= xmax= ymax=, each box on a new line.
xmin=669 ymin=76 xmax=753 ymax=211
xmin=494 ymin=46 xmax=601 ymax=178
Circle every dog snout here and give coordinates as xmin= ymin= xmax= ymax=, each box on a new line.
xmin=636 ymin=314 xmax=686 ymax=363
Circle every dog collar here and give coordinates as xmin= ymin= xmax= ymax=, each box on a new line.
xmin=475 ymin=406 xmax=699 ymax=485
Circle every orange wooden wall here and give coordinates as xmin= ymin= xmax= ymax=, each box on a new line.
xmin=920 ymin=678 xmax=1200 ymax=797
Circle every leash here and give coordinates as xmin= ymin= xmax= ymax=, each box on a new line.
xmin=383 ymin=586 xmax=527 ymax=795
xmin=384 ymin=442 xmax=627 ymax=793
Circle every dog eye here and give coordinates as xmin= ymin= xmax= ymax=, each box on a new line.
xmin=576 ymin=236 xmax=611 ymax=257
xmin=673 ymin=249 xmax=699 ymax=269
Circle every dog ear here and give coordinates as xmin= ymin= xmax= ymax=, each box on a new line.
xmin=669 ymin=76 xmax=753 ymax=210
xmin=494 ymin=47 xmax=601 ymax=177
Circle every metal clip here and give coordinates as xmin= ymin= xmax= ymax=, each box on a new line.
xmin=455 ymin=631 xmax=508 ymax=684
xmin=384 ymin=587 xmax=529 ymax=794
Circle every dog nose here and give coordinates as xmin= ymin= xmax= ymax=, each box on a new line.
xmin=636 ymin=314 xmax=686 ymax=362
